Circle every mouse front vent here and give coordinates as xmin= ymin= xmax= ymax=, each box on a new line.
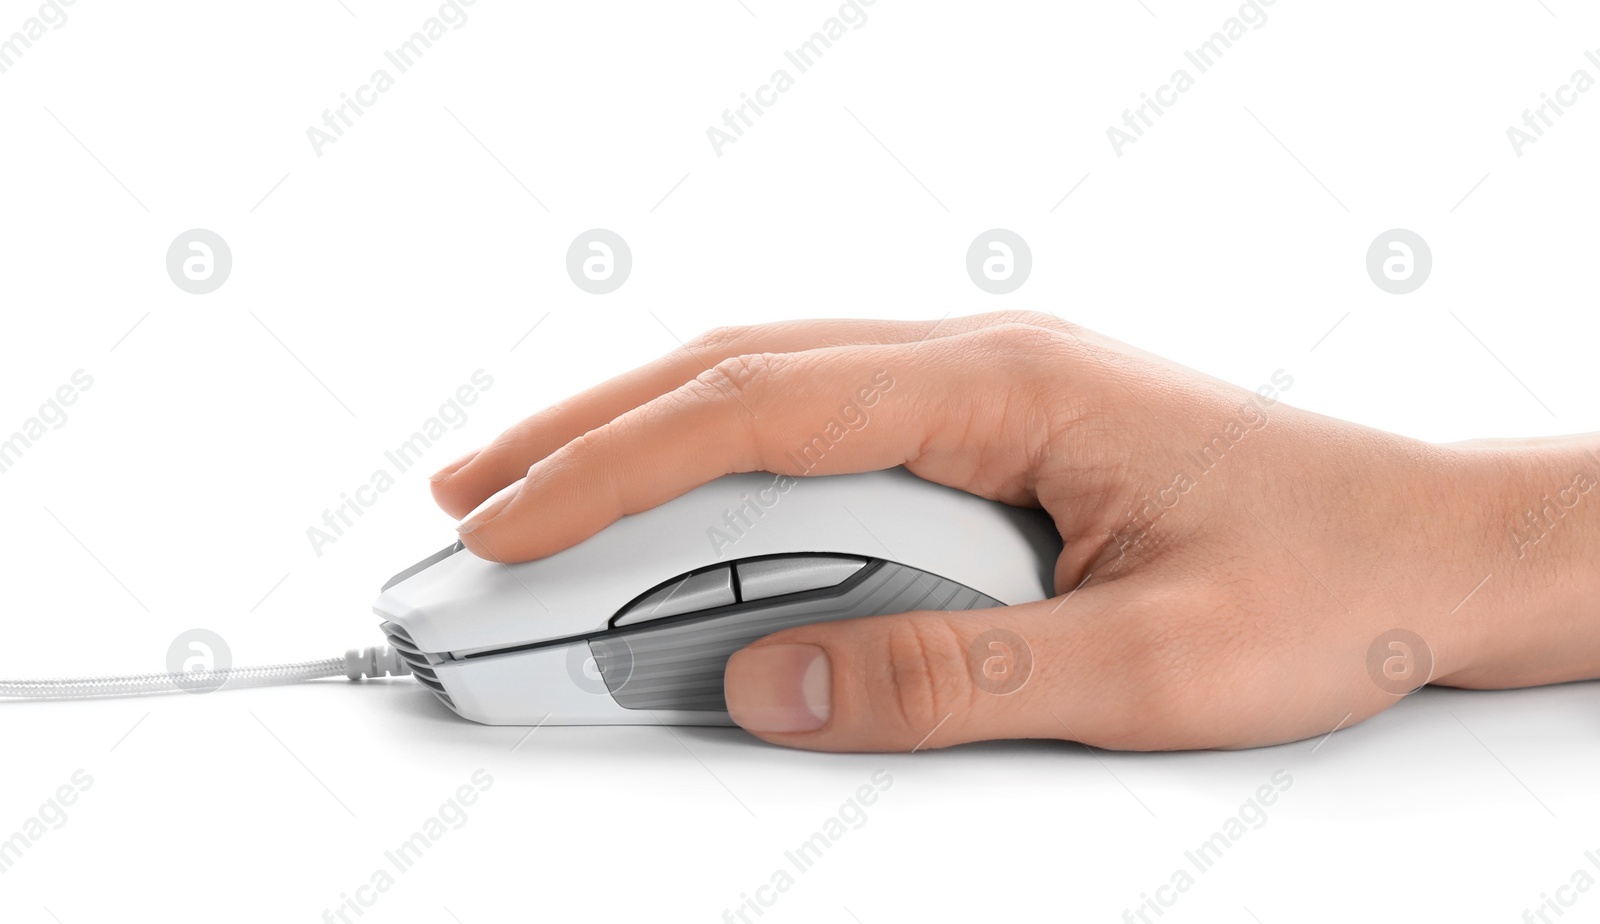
xmin=381 ymin=622 xmax=458 ymax=713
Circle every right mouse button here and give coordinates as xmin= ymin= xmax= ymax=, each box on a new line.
xmin=735 ymin=555 xmax=870 ymax=602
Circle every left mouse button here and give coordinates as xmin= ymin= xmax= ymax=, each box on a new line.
xmin=614 ymin=567 xmax=736 ymax=626
xmin=381 ymin=540 xmax=466 ymax=591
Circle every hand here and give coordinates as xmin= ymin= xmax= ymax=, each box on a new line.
xmin=428 ymin=311 xmax=1600 ymax=752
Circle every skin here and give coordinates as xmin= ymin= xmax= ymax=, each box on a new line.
xmin=428 ymin=311 xmax=1600 ymax=753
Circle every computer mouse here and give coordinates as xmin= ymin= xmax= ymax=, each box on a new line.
xmin=373 ymin=466 xmax=1063 ymax=726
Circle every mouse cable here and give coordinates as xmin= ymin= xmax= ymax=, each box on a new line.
xmin=0 ymin=645 xmax=412 ymax=700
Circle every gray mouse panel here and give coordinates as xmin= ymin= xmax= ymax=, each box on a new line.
xmin=588 ymin=559 xmax=1000 ymax=712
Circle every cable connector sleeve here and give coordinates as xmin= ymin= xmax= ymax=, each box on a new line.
xmin=343 ymin=645 xmax=413 ymax=681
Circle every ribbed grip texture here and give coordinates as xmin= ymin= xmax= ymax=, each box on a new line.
xmin=589 ymin=561 xmax=998 ymax=711
xmin=383 ymin=623 xmax=456 ymax=711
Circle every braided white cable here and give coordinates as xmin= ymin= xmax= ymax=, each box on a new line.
xmin=0 ymin=647 xmax=411 ymax=700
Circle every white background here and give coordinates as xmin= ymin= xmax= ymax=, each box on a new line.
xmin=3 ymin=1 xmax=1599 ymax=921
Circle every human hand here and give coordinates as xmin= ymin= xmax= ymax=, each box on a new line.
xmin=428 ymin=311 xmax=1600 ymax=752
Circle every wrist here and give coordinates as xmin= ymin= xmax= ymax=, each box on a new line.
xmin=1436 ymin=434 xmax=1600 ymax=688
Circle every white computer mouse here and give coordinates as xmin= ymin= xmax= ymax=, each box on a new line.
xmin=373 ymin=466 xmax=1063 ymax=726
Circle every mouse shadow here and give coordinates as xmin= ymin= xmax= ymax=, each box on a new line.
xmin=365 ymin=682 xmax=1231 ymax=763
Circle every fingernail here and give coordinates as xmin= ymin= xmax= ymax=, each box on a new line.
xmin=725 ymin=644 xmax=831 ymax=733
xmin=457 ymin=493 xmax=511 ymax=535
xmin=430 ymin=449 xmax=481 ymax=483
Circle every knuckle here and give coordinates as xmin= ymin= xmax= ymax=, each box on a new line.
xmin=975 ymin=309 xmax=1073 ymax=333
xmin=1097 ymin=609 xmax=1222 ymax=744
xmin=547 ymin=426 xmax=605 ymax=466
xmin=881 ymin=617 xmax=978 ymax=734
xmin=671 ymin=353 xmax=783 ymax=472
xmin=687 ymin=324 xmax=758 ymax=356
xmin=955 ymin=323 xmax=1088 ymax=461
xmin=532 ymin=429 xmax=617 ymax=508
xmin=690 ymin=352 xmax=782 ymax=406
xmin=980 ymin=321 xmax=1078 ymax=358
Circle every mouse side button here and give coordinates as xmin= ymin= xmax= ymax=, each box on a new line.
xmin=614 ymin=566 xmax=736 ymax=626
xmin=736 ymin=555 xmax=868 ymax=602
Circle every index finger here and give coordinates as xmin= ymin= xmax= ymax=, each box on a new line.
xmin=430 ymin=312 xmax=1070 ymax=519
xmin=457 ymin=324 xmax=1074 ymax=563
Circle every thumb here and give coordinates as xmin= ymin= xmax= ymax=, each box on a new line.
xmin=722 ymin=593 xmax=1130 ymax=752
